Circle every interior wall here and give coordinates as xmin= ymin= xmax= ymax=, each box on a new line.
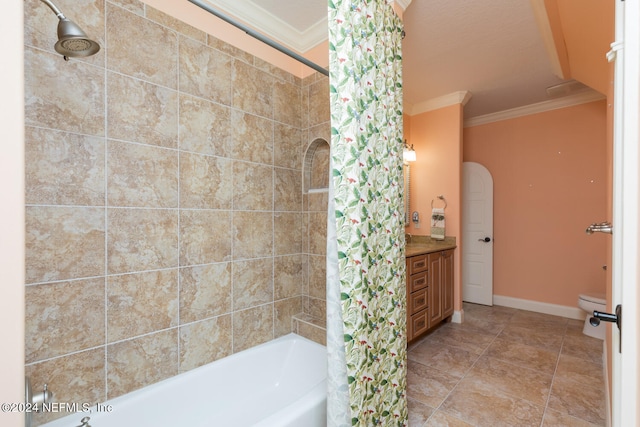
xmin=139 ymin=0 xmax=315 ymax=78
xmin=464 ymin=100 xmax=608 ymax=307
xmin=405 ymin=104 xmax=463 ymax=311
xmin=301 ymin=73 xmax=331 ymax=344
xmin=550 ymin=0 xmax=614 ymax=95
xmin=23 ymin=0 xmax=316 ymax=424
xmin=0 ymin=1 xmax=25 ymax=426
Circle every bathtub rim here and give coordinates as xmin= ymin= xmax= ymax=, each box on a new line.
xmin=40 ymin=332 xmax=327 ymax=427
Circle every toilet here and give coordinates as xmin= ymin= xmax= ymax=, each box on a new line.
xmin=578 ymin=292 xmax=607 ymax=340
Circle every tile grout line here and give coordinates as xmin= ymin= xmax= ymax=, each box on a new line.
xmin=408 ymin=307 xmax=607 ymax=426
xmin=539 ymin=324 xmax=567 ymax=427
xmin=103 ymin=7 xmax=110 ymax=401
xmin=418 ymin=317 xmax=511 ymax=427
xmin=176 ymin=29 xmax=182 ymax=377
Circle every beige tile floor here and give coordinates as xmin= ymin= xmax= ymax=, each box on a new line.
xmin=407 ymin=303 xmax=607 ymax=427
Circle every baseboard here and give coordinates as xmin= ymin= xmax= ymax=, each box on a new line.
xmin=603 ymin=340 xmax=611 ymax=427
xmin=492 ymin=295 xmax=585 ymax=320
xmin=452 ymin=309 xmax=464 ymax=324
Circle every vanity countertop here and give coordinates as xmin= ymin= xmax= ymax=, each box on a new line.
xmin=406 ymin=236 xmax=457 ymax=257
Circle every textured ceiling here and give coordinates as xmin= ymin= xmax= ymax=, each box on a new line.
xmin=402 ymin=0 xmax=567 ymax=118
xmin=205 ymin=0 xmax=582 ymax=119
xmin=205 ymin=0 xmax=328 ymax=52
xmin=251 ymin=0 xmax=328 ymax=32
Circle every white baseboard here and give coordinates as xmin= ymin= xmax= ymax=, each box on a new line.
xmin=492 ymin=295 xmax=585 ymax=320
xmin=452 ymin=309 xmax=464 ymax=324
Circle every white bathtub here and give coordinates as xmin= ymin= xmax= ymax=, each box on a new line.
xmin=42 ymin=333 xmax=327 ymax=427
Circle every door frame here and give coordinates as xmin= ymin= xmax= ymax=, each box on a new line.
xmin=611 ymin=0 xmax=639 ymax=425
xmin=462 ymin=161 xmax=494 ymax=306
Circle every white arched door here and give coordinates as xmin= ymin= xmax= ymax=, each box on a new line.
xmin=462 ymin=162 xmax=493 ymax=305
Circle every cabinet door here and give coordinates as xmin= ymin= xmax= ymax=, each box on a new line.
xmin=442 ymin=250 xmax=454 ymax=318
xmin=428 ymin=251 xmax=442 ymax=325
xmin=406 ymin=259 xmax=413 ymax=341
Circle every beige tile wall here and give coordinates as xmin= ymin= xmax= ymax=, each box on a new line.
xmin=24 ymin=0 xmax=327 ymax=424
xmin=301 ymin=73 xmax=331 ymax=328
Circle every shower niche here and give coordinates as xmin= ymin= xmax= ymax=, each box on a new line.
xmin=303 ymin=138 xmax=330 ymax=193
xmin=293 ymin=138 xmax=330 ymax=345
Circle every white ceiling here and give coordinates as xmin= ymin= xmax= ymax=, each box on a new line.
xmin=204 ymin=0 xmax=595 ymax=119
xmin=403 ymin=0 xmax=571 ymax=118
xmin=205 ymin=0 xmax=329 ymax=52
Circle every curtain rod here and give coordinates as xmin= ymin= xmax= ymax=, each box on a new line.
xmin=187 ymin=0 xmax=329 ymax=76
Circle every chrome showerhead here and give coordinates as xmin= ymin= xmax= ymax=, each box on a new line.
xmin=55 ymin=17 xmax=100 ymax=59
xmin=39 ymin=0 xmax=100 ymax=60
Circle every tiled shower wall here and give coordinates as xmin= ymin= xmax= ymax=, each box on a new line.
xmin=303 ymin=142 xmax=330 ymax=337
xmin=23 ymin=0 xmax=328 ymax=424
xmin=302 ymin=70 xmax=330 ymax=338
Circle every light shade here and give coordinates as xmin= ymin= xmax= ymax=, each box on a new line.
xmin=403 ymin=141 xmax=416 ymax=162
xmin=403 ymin=149 xmax=416 ymax=162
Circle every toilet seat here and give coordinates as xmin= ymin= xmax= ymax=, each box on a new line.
xmin=579 ymin=293 xmax=606 ymax=305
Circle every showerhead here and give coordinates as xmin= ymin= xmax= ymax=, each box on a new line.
xmin=55 ymin=17 xmax=100 ymax=58
xmin=39 ymin=0 xmax=100 ymax=60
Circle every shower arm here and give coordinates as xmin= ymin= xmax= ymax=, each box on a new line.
xmin=38 ymin=0 xmax=66 ymax=20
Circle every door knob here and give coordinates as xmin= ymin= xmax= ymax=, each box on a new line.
xmin=590 ymin=304 xmax=622 ymax=352
xmin=590 ymin=304 xmax=621 ymax=329
xmin=478 ymin=237 xmax=491 ymax=243
xmin=590 ymin=311 xmax=616 ymax=326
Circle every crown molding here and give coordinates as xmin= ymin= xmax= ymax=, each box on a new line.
xmin=392 ymin=0 xmax=413 ymax=12
xmin=407 ymin=91 xmax=472 ymax=116
xmin=302 ymin=19 xmax=330 ymax=51
xmin=205 ymin=0 xmax=327 ymax=53
xmin=464 ymin=89 xmax=606 ymax=127
xmin=201 ymin=0 xmax=410 ymax=52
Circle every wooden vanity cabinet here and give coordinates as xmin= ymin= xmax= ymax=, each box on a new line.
xmin=406 ymin=254 xmax=429 ymax=341
xmin=442 ymin=249 xmax=454 ymax=318
xmin=407 ymin=248 xmax=454 ymax=343
xmin=428 ymin=252 xmax=442 ymax=325
xmin=428 ymin=249 xmax=454 ymax=326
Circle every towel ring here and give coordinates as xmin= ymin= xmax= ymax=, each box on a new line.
xmin=431 ymin=195 xmax=447 ymax=210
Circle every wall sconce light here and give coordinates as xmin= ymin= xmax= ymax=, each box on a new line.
xmin=403 ymin=140 xmax=416 ymax=163
xmin=403 ymin=140 xmax=416 ymax=226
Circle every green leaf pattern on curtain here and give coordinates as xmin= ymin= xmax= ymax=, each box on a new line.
xmin=328 ymin=0 xmax=408 ymax=425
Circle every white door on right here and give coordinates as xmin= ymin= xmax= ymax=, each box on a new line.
xmin=462 ymin=162 xmax=494 ymax=305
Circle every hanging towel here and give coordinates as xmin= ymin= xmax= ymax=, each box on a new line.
xmin=431 ymin=208 xmax=445 ymax=240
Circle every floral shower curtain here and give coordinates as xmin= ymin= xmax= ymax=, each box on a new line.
xmin=327 ymin=1 xmax=407 ymax=425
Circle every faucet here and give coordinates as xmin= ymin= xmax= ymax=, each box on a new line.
xmin=586 ymin=221 xmax=613 ymax=235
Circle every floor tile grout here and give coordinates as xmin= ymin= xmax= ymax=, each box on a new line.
xmin=539 ymin=333 xmax=566 ymax=427
xmin=421 ymin=323 xmax=502 ymax=426
xmin=407 ymin=304 xmax=607 ymax=427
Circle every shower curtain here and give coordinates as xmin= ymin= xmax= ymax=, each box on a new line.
xmin=327 ymin=1 xmax=407 ymax=425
